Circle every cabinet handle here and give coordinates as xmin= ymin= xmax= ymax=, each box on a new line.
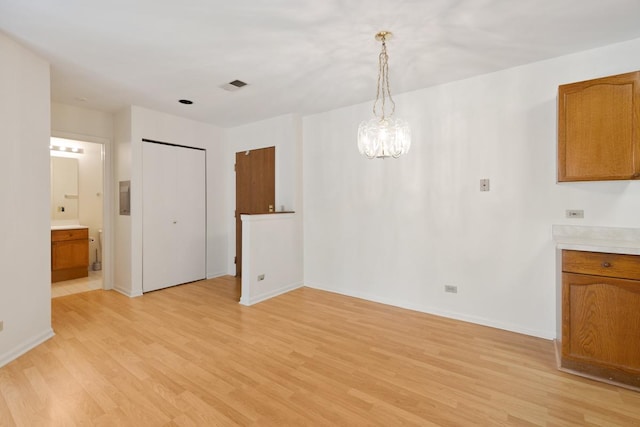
xmin=601 ymin=262 xmax=611 ymax=268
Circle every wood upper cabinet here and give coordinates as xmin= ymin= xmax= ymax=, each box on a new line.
xmin=558 ymin=71 xmax=640 ymax=182
xmin=561 ymin=250 xmax=640 ymax=388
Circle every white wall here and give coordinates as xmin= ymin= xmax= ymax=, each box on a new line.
xmin=240 ymin=213 xmax=303 ymax=305
xmin=50 ymin=154 xmax=80 ymax=224
xmin=303 ymin=37 xmax=640 ymax=340
xmin=114 ymin=106 xmax=227 ymax=296
xmin=114 ymin=107 xmax=133 ymax=295
xmin=0 ymin=33 xmax=54 ymax=366
xmin=225 ymin=114 xmax=303 ymax=275
xmin=76 ymin=141 xmax=103 ymax=264
xmin=51 ymin=103 xmax=114 ymax=140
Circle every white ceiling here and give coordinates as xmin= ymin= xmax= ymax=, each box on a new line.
xmin=2 ymin=0 xmax=640 ymax=128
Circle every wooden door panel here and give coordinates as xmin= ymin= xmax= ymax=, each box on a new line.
xmin=562 ymin=272 xmax=640 ymax=371
xmin=235 ymin=151 xmax=248 ymax=277
xmin=52 ymin=240 xmax=89 ymax=270
xmin=235 ymin=147 xmax=275 ymax=277
xmin=250 ymin=147 xmax=275 ymax=213
xmin=558 ymin=71 xmax=640 ymax=181
xmin=564 ymin=84 xmax=634 ymax=177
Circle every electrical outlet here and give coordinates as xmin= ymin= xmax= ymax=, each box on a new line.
xmin=566 ymin=210 xmax=584 ymax=219
xmin=258 ymin=274 xmax=265 ymax=281
xmin=480 ymin=179 xmax=490 ymax=192
xmin=444 ymin=285 xmax=458 ymax=294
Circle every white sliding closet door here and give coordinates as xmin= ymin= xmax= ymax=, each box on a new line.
xmin=142 ymin=141 xmax=206 ymax=292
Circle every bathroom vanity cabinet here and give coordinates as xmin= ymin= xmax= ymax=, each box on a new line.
xmin=51 ymin=227 xmax=89 ymax=282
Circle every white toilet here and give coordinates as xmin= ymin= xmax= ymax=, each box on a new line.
xmin=92 ymin=229 xmax=102 ymax=271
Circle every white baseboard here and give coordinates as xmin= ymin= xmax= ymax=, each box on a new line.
xmin=113 ymin=285 xmax=142 ymax=298
xmin=305 ymin=282 xmax=556 ymax=340
xmin=206 ymin=271 xmax=228 ymax=279
xmin=0 ymin=328 xmax=55 ymax=368
xmin=240 ymin=281 xmax=303 ymax=306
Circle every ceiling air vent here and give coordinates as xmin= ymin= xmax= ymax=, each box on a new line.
xmin=220 ymin=79 xmax=248 ymax=92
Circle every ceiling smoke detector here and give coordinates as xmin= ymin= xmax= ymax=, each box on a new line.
xmin=220 ymin=79 xmax=248 ymax=92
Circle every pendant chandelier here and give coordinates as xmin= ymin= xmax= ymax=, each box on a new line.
xmin=358 ymin=31 xmax=411 ymax=159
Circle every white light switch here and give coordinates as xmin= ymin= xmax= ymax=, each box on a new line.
xmin=480 ymin=179 xmax=490 ymax=191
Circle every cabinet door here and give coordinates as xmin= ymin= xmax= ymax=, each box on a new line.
xmin=558 ymin=71 xmax=640 ymax=182
xmin=52 ymin=239 xmax=89 ymax=270
xmin=562 ymin=272 xmax=640 ymax=374
xmin=142 ymin=142 xmax=206 ymax=292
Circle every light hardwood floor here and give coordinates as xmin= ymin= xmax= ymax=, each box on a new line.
xmin=1 ymin=276 xmax=639 ymax=426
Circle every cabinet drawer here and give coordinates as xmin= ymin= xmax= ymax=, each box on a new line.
xmin=52 ymin=228 xmax=88 ymax=242
xmin=562 ymin=250 xmax=640 ymax=280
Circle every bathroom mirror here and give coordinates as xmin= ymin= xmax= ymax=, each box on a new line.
xmin=51 ymin=156 xmax=79 ymax=221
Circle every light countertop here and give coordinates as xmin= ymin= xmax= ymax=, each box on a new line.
xmin=553 ymin=225 xmax=640 ymax=255
xmin=51 ymin=225 xmax=89 ymax=230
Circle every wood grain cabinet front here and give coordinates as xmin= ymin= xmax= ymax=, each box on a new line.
xmin=51 ymin=228 xmax=89 ymax=282
xmin=558 ymin=71 xmax=640 ymax=182
xmin=561 ymin=250 xmax=640 ymax=388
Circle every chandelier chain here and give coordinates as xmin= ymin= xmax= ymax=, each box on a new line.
xmin=373 ymin=36 xmax=396 ymax=121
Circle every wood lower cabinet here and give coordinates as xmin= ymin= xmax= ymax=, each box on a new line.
xmin=51 ymin=228 xmax=89 ymax=282
xmin=558 ymin=70 xmax=640 ymax=182
xmin=561 ymin=250 xmax=640 ymax=388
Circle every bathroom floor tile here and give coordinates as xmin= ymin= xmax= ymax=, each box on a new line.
xmin=52 ymin=270 xmax=103 ymax=298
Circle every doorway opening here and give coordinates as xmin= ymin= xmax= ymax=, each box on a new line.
xmin=50 ymin=136 xmax=108 ymax=298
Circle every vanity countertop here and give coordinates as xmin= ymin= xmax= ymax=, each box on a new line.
xmin=553 ymin=225 xmax=640 ymax=255
xmin=51 ymin=225 xmax=89 ymax=231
